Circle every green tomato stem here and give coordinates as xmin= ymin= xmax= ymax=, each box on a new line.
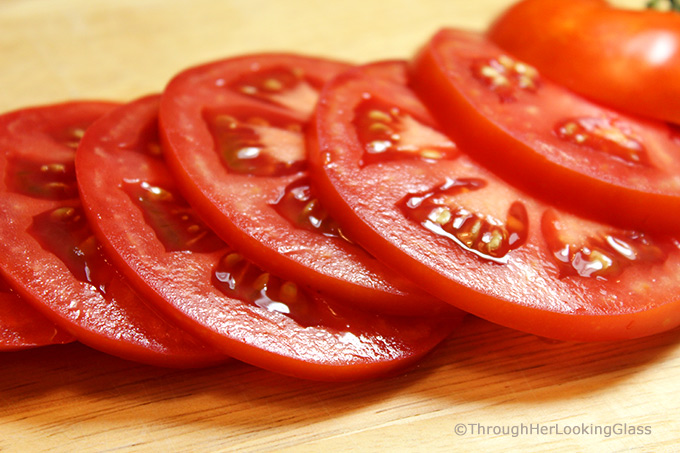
xmin=646 ymin=0 xmax=680 ymax=11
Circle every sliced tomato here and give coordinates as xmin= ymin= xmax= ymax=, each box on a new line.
xmin=409 ymin=28 xmax=680 ymax=233
xmin=307 ymin=60 xmax=680 ymax=341
xmin=0 ymin=274 xmax=74 ymax=351
xmin=158 ymin=53 xmax=448 ymax=316
xmin=0 ymin=101 xmax=226 ymax=367
xmin=75 ymin=94 xmax=462 ymax=381
xmin=488 ymin=0 xmax=680 ymax=124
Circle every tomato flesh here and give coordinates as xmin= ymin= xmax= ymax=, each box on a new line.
xmin=307 ymin=60 xmax=680 ymax=341
xmin=0 ymin=101 xmax=226 ymax=367
xmin=75 ymin=95 xmax=462 ymax=381
xmin=159 ymin=53 xmax=449 ymax=315
xmin=410 ymin=28 xmax=680 ymax=233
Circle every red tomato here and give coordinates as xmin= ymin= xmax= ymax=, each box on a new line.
xmin=410 ymin=28 xmax=680 ymax=233
xmin=488 ymin=0 xmax=680 ymax=124
xmin=0 ymin=274 xmax=74 ymax=350
xmin=75 ymin=94 xmax=462 ymax=381
xmin=307 ymin=60 xmax=680 ymax=341
xmin=158 ymin=53 xmax=449 ymax=316
xmin=0 ymin=101 xmax=226 ymax=367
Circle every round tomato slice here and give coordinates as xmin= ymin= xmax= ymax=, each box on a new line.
xmin=410 ymin=28 xmax=680 ymax=233
xmin=0 ymin=101 xmax=226 ymax=367
xmin=158 ymin=53 xmax=448 ymax=316
xmin=75 ymin=94 xmax=462 ymax=381
xmin=307 ymin=60 xmax=680 ymax=341
xmin=0 ymin=274 xmax=74 ymax=351
xmin=488 ymin=0 xmax=680 ymax=124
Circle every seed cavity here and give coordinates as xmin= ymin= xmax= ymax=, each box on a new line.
xmin=212 ymin=250 xmax=345 ymax=328
xmin=354 ymin=100 xmax=457 ymax=166
xmin=206 ymin=111 xmax=306 ymax=177
xmin=29 ymin=206 xmax=115 ymax=294
xmin=471 ymin=55 xmax=540 ymax=102
xmin=124 ymin=181 xmax=225 ymax=253
xmin=399 ymin=178 xmax=529 ymax=263
xmin=6 ymin=158 xmax=78 ymax=200
xmin=541 ymin=209 xmax=667 ymax=279
xmin=227 ymin=66 xmax=320 ymax=117
xmin=554 ymin=116 xmax=649 ymax=165
xmin=272 ymin=177 xmax=350 ymax=241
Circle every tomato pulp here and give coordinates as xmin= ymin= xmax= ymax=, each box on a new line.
xmin=410 ymin=28 xmax=680 ymax=233
xmin=159 ymin=53 xmax=448 ymax=316
xmin=307 ymin=60 xmax=680 ymax=341
xmin=488 ymin=0 xmax=680 ymax=125
xmin=0 ymin=101 xmax=226 ymax=367
xmin=76 ymin=95 xmax=462 ymax=381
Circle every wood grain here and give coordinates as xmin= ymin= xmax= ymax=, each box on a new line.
xmin=1 ymin=0 xmax=677 ymax=451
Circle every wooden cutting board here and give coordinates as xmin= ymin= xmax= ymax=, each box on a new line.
xmin=2 ymin=0 xmax=678 ymax=451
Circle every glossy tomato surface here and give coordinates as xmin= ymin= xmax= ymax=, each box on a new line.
xmin=308 ymin=60 xmax=680 ymax=341
xmin=488 ymin=0 xmax=680 ymax=124
xmin=159 ymin=53 xmax=448 ymax=316
xmin=0 ymin=101 xmax=225 ymax=367
xmin=410 ymin=28 xmax=680 ymax=233
xmin=76 ymin=95 xmax=462 ymax=381
xmin=0 ymin=274 xmax=74 ymax=351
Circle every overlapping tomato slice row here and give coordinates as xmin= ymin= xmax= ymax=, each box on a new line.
xmin=3 ymin=4 xmax=680 ymax=379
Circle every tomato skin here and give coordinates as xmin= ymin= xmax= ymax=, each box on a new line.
xmin=488 ymin=0 xmax=680 ymax=124
xmin=159 ymin=53 xmax=450 ymax=316
xmin=76 ymin=95 xmax=462 ymax=381
xmin=409 ymin=28 xmax=680 ymax=233
xmin=308 ymin=60 xmax=680 ymax=341
xmin=0 ymin=101 xmax=226 ymax=367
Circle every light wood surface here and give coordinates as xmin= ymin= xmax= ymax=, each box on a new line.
xmin=2 ymin=0 xmax=677 ymax=451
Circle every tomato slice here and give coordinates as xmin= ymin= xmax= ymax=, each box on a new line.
xmin=158 ymin=53 xmax=449 ymax=316
xmin=0 ymin=274 xmax=74 ymax=351
xmin=0 ymin=101 xmax=226 ymax=367
xmin=488 ymin=0 xmax=680 ymax=125
xmin=307 ymin=60 xmax=680 ymax=341
xmin=75 ymin=94 xmax=462 ymax=381
xmin=410 ymin=28 xmax=680 ymax=233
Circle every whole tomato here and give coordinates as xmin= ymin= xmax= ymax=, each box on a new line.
xmin=488 ymin=0 xmax=680 ymax=124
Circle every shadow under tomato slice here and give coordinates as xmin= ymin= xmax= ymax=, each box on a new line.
xmin=410 ymin=28 xmax=680 ymax=234
xmin=158 ymin=53 xmax=450 ymax=316
xmin=0 ymin=274 xmax=74 ymax=351
xmin=0 ymin=101 xmax=226 ymax=367
xmin=76 ymin=94 xmax=463 ymax=381
xmin=307 ymin=60 xmax=680 ymax=342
